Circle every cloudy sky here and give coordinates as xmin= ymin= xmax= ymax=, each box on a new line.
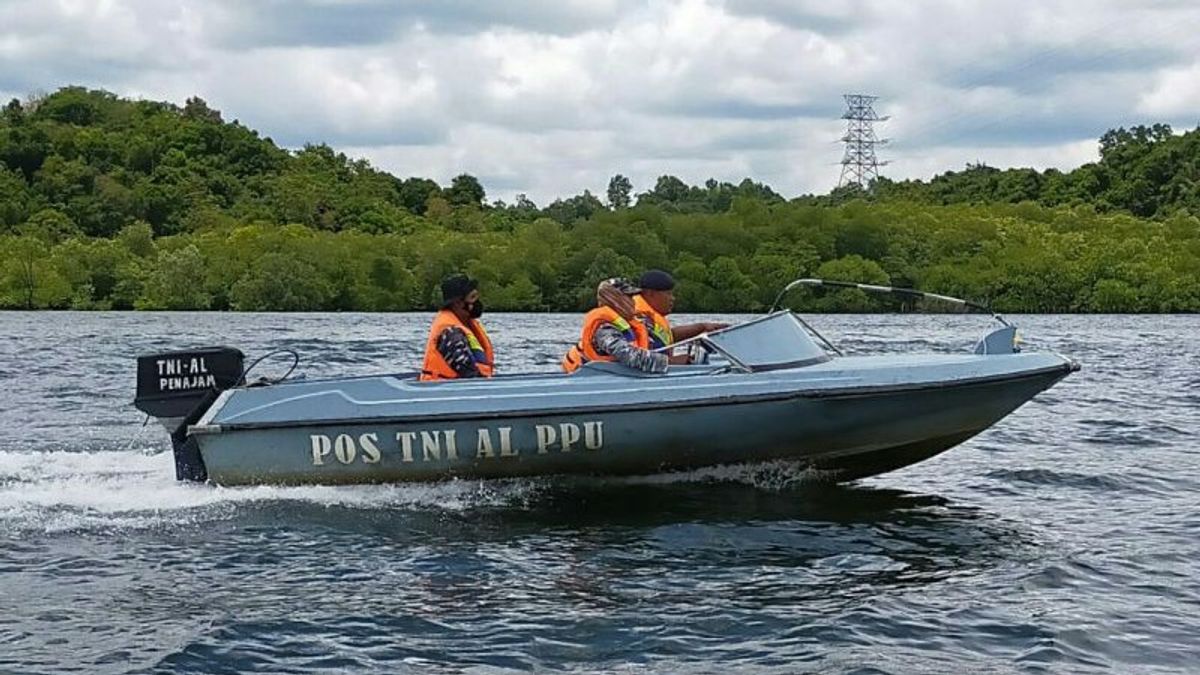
xmin=1 ymin=0 xmax=1198 ymax=203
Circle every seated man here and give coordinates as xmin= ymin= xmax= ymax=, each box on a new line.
xmin=561 ymin=278 xmax=668 ymax=374
xmin=598 ymin=270 xmax=729 ymax=364
xmin=419 ymin=274 xmax=494 ymax=381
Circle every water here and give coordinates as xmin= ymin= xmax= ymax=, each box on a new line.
xmin=0 ymin=312 xmax=1197 ymax=674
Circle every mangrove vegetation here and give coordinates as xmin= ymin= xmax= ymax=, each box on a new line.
xmin=2 ymin=87 xmax=1198 ymax=312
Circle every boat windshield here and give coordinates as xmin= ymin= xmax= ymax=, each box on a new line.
xmin=700 ymin=311 xmax=832 ymax=372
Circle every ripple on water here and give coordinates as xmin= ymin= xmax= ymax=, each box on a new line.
xmin=0 ymin=313 xmax=1198 ymax=673
xmin=985 ymin=467 xmax=1141 ymax=493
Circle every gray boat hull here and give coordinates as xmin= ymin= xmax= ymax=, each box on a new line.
xmin=191 ymin=362 xmax=1073 ymax=486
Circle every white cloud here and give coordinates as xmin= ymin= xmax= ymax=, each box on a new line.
xmin=1138 ymin=60 xmax=1200 ymax=119
xmin=1 ymin=0 xmax=1199 ymax=202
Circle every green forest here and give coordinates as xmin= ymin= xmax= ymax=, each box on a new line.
xmin=2 ymin=87 xmax=1198 ymax=312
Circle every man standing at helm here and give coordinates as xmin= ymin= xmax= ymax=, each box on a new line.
xmin=419 ymin=274 xmax=494 ymax=381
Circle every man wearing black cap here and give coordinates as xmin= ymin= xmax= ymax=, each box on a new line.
xmin=562 ymin=277 xmax=668 ymax=374
xmin=419 ymin=274 xmax=494 ymax=381
xmin=631 ymin=269 xmax=728 ymax=362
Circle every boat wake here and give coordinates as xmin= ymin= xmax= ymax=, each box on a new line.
xmin=0 ymin=448 xmax=831 ymax=535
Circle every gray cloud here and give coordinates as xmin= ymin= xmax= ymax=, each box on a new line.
xmin=380 ymin=0 xmax=631 ymax=36
xmin=722 ymin=0 xmax=861 ymax=34
xmin=942 ymin=45 xmax=1184 ymax=93
xmin=212 ymin=1 xmax=411 ymax=48
xmin=887 ymin=68 xmax=1172 ymax=154
xmin=212 ymin=0 xmax=631 ymax=48
xmin=650 ymin=98 xmax=839 ymax=120
xmin=704 ymin=127 xmax=804 ymax=153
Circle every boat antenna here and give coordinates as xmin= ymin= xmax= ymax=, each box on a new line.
xmin=769 ymin=278 xmax=1009 ymax=326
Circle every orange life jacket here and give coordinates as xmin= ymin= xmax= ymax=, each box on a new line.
xmin=634 ymin=294 xmax=673 ymax=351
xmin=561 ymin=306 xmax=650 ymax=373
xmin=419 ymin=309 xmax=494 ymax=381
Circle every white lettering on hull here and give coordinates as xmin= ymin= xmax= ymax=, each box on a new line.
xmin=476 ymin=429 xmax=495 ymax=458
xmin=559 ymin=423 xmax=581 ymax=452
xmin=334 ymin=434 xmax=356 ymax=464
xmin=310 ymin=435 xmax=331 ymax=466
xmin=535 ymin=425 xmax=557 ymax=454
xmin=360 ymin=433 xmax=381 ymax=463
xmin=499 ymin=427 xmax=515 ymax=457
xmin=585 ymin=421 xmax=604 ymax=450
xmin=397 ymin=432 xmax=416 ymax=462
xmin=311 ymin=420 xmax=605 ymax=466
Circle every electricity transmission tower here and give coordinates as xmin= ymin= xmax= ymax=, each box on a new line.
xmin=838 ymin=94 xmax=888 ymax=189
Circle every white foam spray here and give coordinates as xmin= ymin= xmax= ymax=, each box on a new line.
xmin=0 ymin=447 xmax=828 ymax=535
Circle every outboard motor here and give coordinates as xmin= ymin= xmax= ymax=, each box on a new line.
xmin=134 ymin=347 xmax=244 ymax=482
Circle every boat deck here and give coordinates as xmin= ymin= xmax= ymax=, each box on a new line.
xmin=199 ymin=351 xmax=1075 ymax=429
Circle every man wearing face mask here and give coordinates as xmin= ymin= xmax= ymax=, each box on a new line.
xmin=419 ymin=274 xmax=494 ymax=381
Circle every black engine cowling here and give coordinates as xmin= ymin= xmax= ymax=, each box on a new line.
xmin=133 ymin=346 xmax=245 ymax=483
xmin=134 ymin=346 xmax=244 ymax=421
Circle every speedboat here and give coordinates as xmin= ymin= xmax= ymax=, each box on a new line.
xmin=133 ymin=280 xmax=1078 ymax=486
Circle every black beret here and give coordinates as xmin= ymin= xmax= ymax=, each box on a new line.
xmin=441 ymin=274 xmax=478 ymax=306
xmin=638 ymin=269 xmax=676 ymax=291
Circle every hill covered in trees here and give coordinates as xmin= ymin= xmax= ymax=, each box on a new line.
xmin=1 ymin=87 xmax=1198 ymax=312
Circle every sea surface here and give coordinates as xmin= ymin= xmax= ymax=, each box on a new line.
xmin=0 ymin=312 xmax=1197 ymax=674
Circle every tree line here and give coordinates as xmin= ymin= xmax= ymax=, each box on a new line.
xmin=1 ymin=87 xmax=1198 ymax=312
